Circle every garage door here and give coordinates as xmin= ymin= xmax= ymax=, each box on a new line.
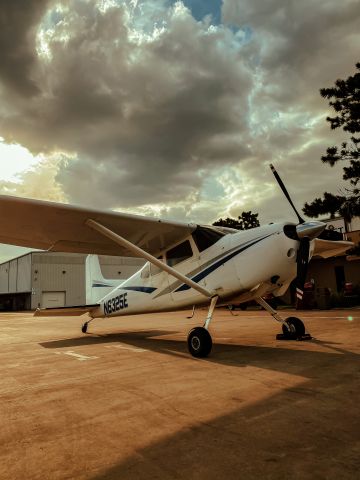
xmin=41 ymin=291 xmax=66 ymax=308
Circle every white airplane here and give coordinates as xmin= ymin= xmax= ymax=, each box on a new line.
xmin=0 ymin=165 xmax=352 ymax=357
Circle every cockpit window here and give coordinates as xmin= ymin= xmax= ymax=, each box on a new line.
xmin=192 ymin=226 xmax=224 ymax=252
xmin=166 ymin=240 xmax=193 ymax=267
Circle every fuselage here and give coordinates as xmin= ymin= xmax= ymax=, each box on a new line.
xmin=93 ymin=222 xmax=307 ymax=319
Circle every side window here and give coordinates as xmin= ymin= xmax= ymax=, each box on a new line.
xmin=166 ymin=240 xmax=193 ymax=267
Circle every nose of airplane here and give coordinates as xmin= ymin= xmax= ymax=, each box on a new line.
xmin=296 ymin=221 xmax=326 ymax=240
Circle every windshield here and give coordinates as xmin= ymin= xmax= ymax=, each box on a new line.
xmin=192 ymin=226 xmax=225 ymax=252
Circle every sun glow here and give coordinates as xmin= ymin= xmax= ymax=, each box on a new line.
xmin=0 ymin=140 xmax=41 ymax=182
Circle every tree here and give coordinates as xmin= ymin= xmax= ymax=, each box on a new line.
xmin=213 ymin=211 xmax=260 ymax=230
xmin=303 ymin=63 xmax=360 ymax=219
xmin=303 ymin=193 xmax=346 ymax=219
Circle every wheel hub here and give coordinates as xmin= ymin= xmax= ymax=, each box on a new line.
xmin=191 ymin=336 xmax=201 ymax=351
xmin=288 ymin=323 xmax=296 ymax=334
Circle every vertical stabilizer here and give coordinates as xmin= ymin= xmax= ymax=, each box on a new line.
xmin=85 ymin=255 xmax=123 ymax=304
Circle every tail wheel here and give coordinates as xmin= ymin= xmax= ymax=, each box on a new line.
xmin=282 ymin=317 xmax=305 ymax=338
xmin=187 ymin=327 xmax=212 ymax=358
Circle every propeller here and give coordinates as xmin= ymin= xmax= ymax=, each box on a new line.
xmin=270 ymin=164 xmax=326 ymax=300
xmin=270 ymin=164 xmax=305 ymax=224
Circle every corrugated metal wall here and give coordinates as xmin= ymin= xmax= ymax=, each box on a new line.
xmin=17 ymin=255 xmax=32 ymax=292
xmin=31 ymin=253 xmax=86 ymax=309
xmin=0 ymin=254 xmax=32 ymax=310
xmin=9 ymin=260 xmax=18 ymax=292
xmin=0 ymin=254 xmax=32 ymax=294
xmin=0 ymin=262 xmax=9 ymax=293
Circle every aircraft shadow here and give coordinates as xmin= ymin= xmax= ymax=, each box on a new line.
xmin=40 ymin=330 xmax=177 ymax=350
xmin=40 ymin=329 xmax=359 ymax=379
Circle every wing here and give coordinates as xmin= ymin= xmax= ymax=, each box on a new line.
xmin=313 ymin=238 xmax=354 ymax=259
xmin=0 ymin=195 xmax=196 ymax=257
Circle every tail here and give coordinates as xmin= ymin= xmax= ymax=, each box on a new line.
xmin=85 ymin=255 xmax=124 ymax=304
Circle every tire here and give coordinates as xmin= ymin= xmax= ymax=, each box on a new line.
xmin=187 ymin=327 xmax=212 ymax=358
xmin=282 ymin=317 xmax=305 ymax=338
xmin=239 ymin=303 xmax=248 ymax=311
xmin=81 ymin=323 xmax=88 ymax=333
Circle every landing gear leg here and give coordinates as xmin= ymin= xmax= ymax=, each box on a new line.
xmin=81 ymin=318 xmax=94 ymax=334
xmin=255 ymin=296 xmax=311 ymax=340
xmin=187 ymin=305 xmax=196 ymax=319
xmin=187 ymin=296 xmax=218 ymax=357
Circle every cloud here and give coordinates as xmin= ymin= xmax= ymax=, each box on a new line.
xmin=0 ymin=156 xmax=66 ymax=203
xmin=1 ymin=0 xmax=253 ymax=210
xmin=0 ymin=0 xmax=51 ymax=96
xmin=222 ymin=0 xmax=360 ymax=111
xmin=0 ymin=0 xmax=358 ymax=228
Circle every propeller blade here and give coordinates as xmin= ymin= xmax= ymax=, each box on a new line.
xmin=270 ymin=164 xmax=305 ymax=224
xmin=296 ymin=237 xmax=310 ymax=301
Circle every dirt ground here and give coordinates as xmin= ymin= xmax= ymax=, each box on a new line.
xmin=0 ymin=308 xmax=359 ymax=479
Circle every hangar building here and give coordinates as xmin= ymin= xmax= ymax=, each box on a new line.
xmin=0 ymin=252 xmax=144 ymax=311
xmin=307 ymin=216 xmax=360 ymax=292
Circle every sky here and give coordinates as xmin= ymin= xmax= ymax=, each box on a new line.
xmin=0 ymin=0 xmax=359 ymax=261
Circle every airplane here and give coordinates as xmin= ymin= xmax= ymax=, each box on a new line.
xmin=0 ymin=165 xmax=353 ymax=357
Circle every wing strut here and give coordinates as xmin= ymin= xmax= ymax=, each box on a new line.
xmin=86 ymin=219 xmax=214 ymax=299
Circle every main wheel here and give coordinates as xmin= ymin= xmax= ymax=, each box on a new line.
xmin=282 ymin=317 xmax=305 ymax=339
xmin=81 ymin=322 xmax=88 ymax=334
xmin=187 ymin=327 xmax=212 ymax=358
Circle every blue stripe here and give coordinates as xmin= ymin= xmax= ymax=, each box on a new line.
xmin=92 ymin=283 xmax=115 ymax=288
xmin=120 ymin=286 xmax=157 ymax=294
xmin=175 ymin=234 xmax=272 ymax=293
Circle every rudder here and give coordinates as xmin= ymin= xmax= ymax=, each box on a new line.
xmin=85 ymin=255 xmax=123 ymax=304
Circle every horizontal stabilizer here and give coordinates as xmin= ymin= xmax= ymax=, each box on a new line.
xmin=34 ymin=304 xmax=99 ymax=317
xmin=313 ymin=238 xmax=354 ymax=259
